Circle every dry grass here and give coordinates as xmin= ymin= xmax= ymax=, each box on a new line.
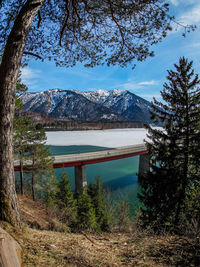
xmin=1 ymin=196 xmax=199 ymax=266
xmin=1 ymin=221 xmax=130 ymax=267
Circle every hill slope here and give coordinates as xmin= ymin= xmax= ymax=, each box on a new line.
xmin=0 ymin=196 xmax=198 ymax=267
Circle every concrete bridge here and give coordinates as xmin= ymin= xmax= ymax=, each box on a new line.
xmin=14 ymin=144 xmax=149 ymax=194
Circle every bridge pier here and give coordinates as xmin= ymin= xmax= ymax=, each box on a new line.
xmin=138 ymin=154 xmax=150 ymax=180
xmin=75 ymin=165 xmax=87 ymax=194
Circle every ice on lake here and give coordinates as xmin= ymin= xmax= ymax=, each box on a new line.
xmin=46 ymin=128 xmax=150 ymax=148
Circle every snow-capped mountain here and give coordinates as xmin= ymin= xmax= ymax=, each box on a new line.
xmin=76 ymin=89 xmax=151 ymax=121
xmin=20 ymin=89 xmax=152 ymax=122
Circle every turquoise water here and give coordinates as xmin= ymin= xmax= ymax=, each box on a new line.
xmin=49 ymin=145 xmax=140 ymax=214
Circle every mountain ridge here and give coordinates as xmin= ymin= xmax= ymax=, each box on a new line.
xmin=20 ymin=89 xmax=152 ymax=122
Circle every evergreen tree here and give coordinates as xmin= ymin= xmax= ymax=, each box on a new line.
xmin=14 ymin=116 xmax=34 ymax=195
xmin=76 ymin=187 xmax=97 ymax=231
xmin=138 ymin=57 xmax=200 ymax=229
xmin=56 ymin=169 xmax=75 ymax=209
xmin=26 ymin=127 xmax=54 ymax=201
xmin=40 ymin=171 xmax=58 ymax=207
xmin=55 ymin=169 xmax=77 ymax=226
xmin=15 ymin=75 xmax=28 ymax=113
xmin=88 ymin=176 xmax=110 ymax=231
xmin=13 ymin=78 xmax=55 ymax=198
xmin=13 ymin=76 xmax=29 ymax=195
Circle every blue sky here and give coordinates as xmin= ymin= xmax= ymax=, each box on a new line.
xmin=21 ymin=0 xmax=200 ymax=101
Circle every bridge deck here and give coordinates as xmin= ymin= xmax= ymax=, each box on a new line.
xmin=14 ymin=144 xmax=147 ymax=170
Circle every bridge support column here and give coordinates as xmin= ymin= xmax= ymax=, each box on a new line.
xmin=75 ymin=165 xmax=87 ymax=195
xmin=138 ymin=154 xmax=150 ymax=181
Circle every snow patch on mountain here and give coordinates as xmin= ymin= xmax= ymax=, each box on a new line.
xmin=47 ymin=89 xmax=68 ymax=113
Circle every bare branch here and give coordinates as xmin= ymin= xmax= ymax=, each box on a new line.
xmin=107 ymin=0 xmax=125 ymax=50
xmin=23 ymin=51 xmax=43 ymax=59
xmin=59 ymin=0 xmax=70 ymax=47
xmin=29 ymin=0 xmax=44 ymax=7
xmin=81 ymin=231 xmax=96 ymax=245
xmin=37 ymin=10 xmax=42 ymax=28
xmin=154 ymin=2 xmax=196 ymax=35
xmin=72 ymin=0 xmax=81 ymax=22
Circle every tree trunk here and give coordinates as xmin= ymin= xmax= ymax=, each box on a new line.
xmin=19 ymin=156 xmax=24 ymax=195
xmin=31 ymin=172 xmax=35 ymax=201
xmin=0 ymin=0 xmax=43 ymax=227
xmin=175 ymin=92 xmax=190 ymax=225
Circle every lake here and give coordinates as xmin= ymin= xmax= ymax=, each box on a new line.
xmin=45 ymin=128 xmax=152 ymax=214
xmin=49 ymin=144 xmax=141 ymax=215
xmin=16 ymin=129 xmax=150 ymax=214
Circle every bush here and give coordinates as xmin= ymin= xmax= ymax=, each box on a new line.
xmin=179 ymin=181 xmax=200 ymax=237
xmin=114 ymin=200 xmax=130 ymax=232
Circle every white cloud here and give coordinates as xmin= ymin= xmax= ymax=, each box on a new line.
xmin=138 ymin=80 xmax=159 ymax=86
xmin=137 ymin=93 xmax=162 ymax=101
xmin=169 ymin=1 xmax=200 ymax=35
xmin=179 ymin=4 xmax=200 ymax=25
xmin=170 ymin=0 xmax=179 ymax=6
xmin=21 ymin=67 xmax=41 ymax=89
xmin=185 ymin=41 xmax=200 ymax=49
xmin=59 ymin=66 xmax=115 ymax=82
xmin=119 ymin=79 xmax=159 ymax=91
xmin=21 ymin=67 xmax=40 ymax=80
xmin=170 ymin=0 xmax=198 ymax=6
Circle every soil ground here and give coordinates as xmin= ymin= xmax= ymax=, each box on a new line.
xmin=0 ymin=195 xmax=199 ymax=267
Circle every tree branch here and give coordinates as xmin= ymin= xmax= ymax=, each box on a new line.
xmin=59 ymin=0 xmax=70 ymax=47
xmin=23 ymin=51 xmax=43 ymax=59
xmin=107 ymin=0 xmax=125 ymax=51
xmin=37 ymin=10 xmax=42 ymax=28
xmin=72 ymin=0 xmax=81 ymax=22
xmin=154 ymin=2 xmax=196 ymax=36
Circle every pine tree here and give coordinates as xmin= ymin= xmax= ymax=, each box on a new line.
xmin=76 ymin=187 xmax=97 ymax=231
xmin=15 ymin=75 xmax=28 ymax=114
xmin=25 ymin=127 xmax=54 ymax=201
xmin=13 ymin=76 xmax=30 ymax=195
xmin=138 ymin=57 xmax=200 ymax=229
xmin=56 ymin=169 xmax=75 ymax=209
xmin=40 ymin=171 xmax=57 ymax=208
xmin=13 ymin=79 xmax=55 ymax=199
xmin=55 ymin=169 xmax=77 ymax=226
xmin=14 ymin=116 xmax=34 ymax=195
xmin=88 ymin=176 xmax=110 ymax=231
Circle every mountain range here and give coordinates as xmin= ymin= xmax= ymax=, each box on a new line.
xmin=20 ymin=89 xmax=152 ymax=122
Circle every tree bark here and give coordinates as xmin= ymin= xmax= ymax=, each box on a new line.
xmin=19 ymin=156 xmax=24 ymax=195
xmin=0 ymin=0 xmax=43 ymax=227
xmin=31 ymin=172 xmax=35 ymax=201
